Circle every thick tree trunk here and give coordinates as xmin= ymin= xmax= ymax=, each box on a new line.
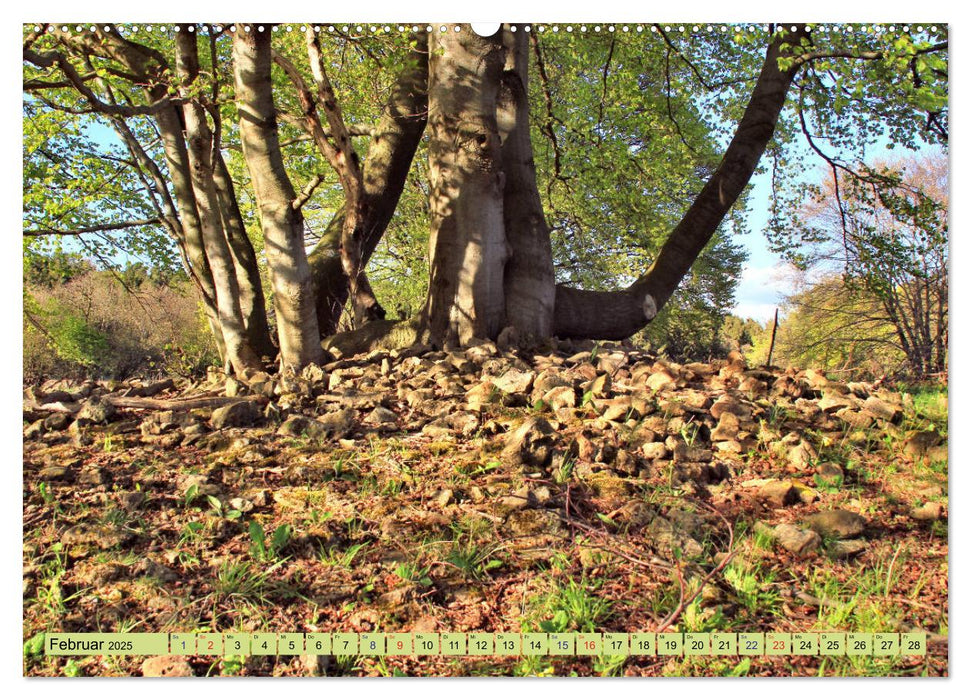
xmin=497 ymin=25 xmax=556 ymax=340
xmin=232 ymin=27 xmax=322 ymax=371
xmin=308 ymin=40 xmax=428 ymax=335
xmin=175 ymin=29 xmax=263 ymax=376
xmin=553 ymin=28 xmax=808 ymax=339
xmin=422 ymin=27 xmax=508 ymax=347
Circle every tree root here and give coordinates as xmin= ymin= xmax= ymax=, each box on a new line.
xmin=322 ymin=317 xmax=425 ymax=357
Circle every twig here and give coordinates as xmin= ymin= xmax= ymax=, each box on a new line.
xmin=653 ymin=502 xmax=736 ymax=633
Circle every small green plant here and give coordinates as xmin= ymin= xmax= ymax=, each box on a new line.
xmin=248 ymin=521 xmax=291 ymax=562
xmin=679 ymin=419 xmax=701 ymax=447
xmin=37 ymin=482 xmax=63 ymax=516
xmin=179 ymin=521 xmax=205 ymax=547
xmin=537 ymin=578 xmax=612 ymax=633
xmin=444 ymin=540 xmax=503 ymax=581
xmin=320 ymin=542 xmax=368 ymax=569
xmin=206 ymin=495 xmax=242 ymax=521
xmin=182 ymin=483 xmax=201 ymax=509
xmin=394 ymin=562 xmax=433 ymax=587
xmin=213 ymin=560 xmax=271 ymax=602
xmin=554 ymin=456 xmax=575 ymax=484
xmin=220 ymin=655 xmax=245 ymax=676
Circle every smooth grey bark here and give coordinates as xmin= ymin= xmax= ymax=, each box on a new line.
xmin=232 ymin=27 xmax=322 ymax=371
xmin=211 ymin=150 xmax=275 ymax=359
xmin=497 ymin=25 xmax=556 ymax=339
xmin=422 ymin=27 xmax=508 ymax=347
xmin=553 ymin=27 xmax=809 ymax=339
xmin=175 ymin=28 xmax=262 ymax=376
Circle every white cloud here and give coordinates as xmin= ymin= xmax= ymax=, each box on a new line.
xmin=732 ymin=261 xmax=802 ymax=322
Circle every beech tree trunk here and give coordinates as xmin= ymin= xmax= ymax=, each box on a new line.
xmin=175 ymin=29 xmax=263 ymax=376
xmin=497 ymin=25 xmax=556 ymax=339
xmin=308 ymin=40 xmax=428 ymax=335
xmin=211 ymin=150 xmax=275 ymax=359
xmin=422 ymin=28 xmax=508 ymax=347
xmin=232 ymin=27 xmax=322 ymax=371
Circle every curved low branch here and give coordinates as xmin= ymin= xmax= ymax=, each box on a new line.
xmin=553 ymin=27 xmax=809 ymax=340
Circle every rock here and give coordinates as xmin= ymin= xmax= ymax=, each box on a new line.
xmin=773 ymin=523 xmax=821 ymax=556
xmin=599 ymin=398 xmax=633 ymax=422
xmin=466 ymin=381 xmax=498 ymax=412
xmin=492 ymin=368 xmax=535 ymax=395
xmin=61 ymin=524 xmax=133 ymax=549
xmin=805 ymin=509 xmax=866 ymax=539
xmin=301 ymin=363 xmax=327 ymax=385
xmin=816 ymin=462 xmax=844 ymax=484
xmin=498 ymin=485 xmax=532 ymax=512
xmin=317 ymin=407 xmax=356 ymax=437
xmin=640 ymin=442 xmax=669 ymax=460
xmin=117 ymin=491 xmax=146 ymax=511
xmin=24 ymin=419 xmax=45 ymax=439
xmin=911 ymin=502 xmax=943 ymax=521
xmin=710 ymin=412 xmax=740 ymax=441
xmin=277 ymin=415 xmax=326 ymax=440
xmin=432 ymin=488 xmax=454 ymax=508
xmin=141 ymin=656 xmax=194 ymax=677
xmin=38 ymin=465 xmax=72 ymax=481
xmin=710 ymin=397 xmax=751 ymax=421
xmin=828 ymin=539 xmax=867 ymax=559
xmin=68 ymin=420 xmax=93 ymax=446
xmin=76 ymin=397 xmax=116 ymax=425
xmin=544 ymin=386 xmax=576 ymax=410
xmin=787 ymin=441 xmax=817 ymax=469
xmin=365 ymin=406 xmax=398 ymax=427
xmin=836 ymin=408 xmax=874 ymax=429
xmin=760 ymin=480 xmax=799 ymax=508
xmin=863 ymin=395 xmax=902 ymax=423
xmin=589 ymin=373 xmax=612 ymax=398
xmin=43 ymin=413 xmax=72 ymax=431
xmin=502 ymin=418 xmax=556 ymax=469
xmin=211 ymin=401 xmax=261 ymax=429
xmin=903 ymin=431 xmax=943 ymax=459
xmin=140 ymin=410 xmax=195 ymax=436
xmin=738 ymin=376 xmax=767 ymax=395
xmin=645 ymin=370 xmax=677 ymax=393
xmin=225 ymin=376 xmax=243 ymax=397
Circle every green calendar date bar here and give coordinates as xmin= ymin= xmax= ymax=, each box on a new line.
xmin=46 ymin=633 xmax=170 ymax=656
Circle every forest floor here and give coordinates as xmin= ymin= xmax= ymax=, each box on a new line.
xmin=22 ymin=341 xmax=948 ymax=677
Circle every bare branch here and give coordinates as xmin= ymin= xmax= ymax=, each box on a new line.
xmin=24 ymin=218 xmax=162 ymax=237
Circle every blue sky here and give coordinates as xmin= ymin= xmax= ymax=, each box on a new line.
xmin=731 ymin=170 xmax=795 ymax=323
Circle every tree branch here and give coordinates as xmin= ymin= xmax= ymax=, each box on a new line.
xmin=24 ymin=218 xmax=163 ymax=237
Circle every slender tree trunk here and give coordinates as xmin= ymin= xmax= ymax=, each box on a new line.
xmin=553 ymin=27 xmax=809 ymax=339
xmin=211 ymin=150 xmax=276 ymax=359
xmin=175 ymin=28 xmax=262 ymax=376
xmin=308 ymin=39 xmax=428 ymax=335
xmin=422 ymin=27 xmax=508 ymax=347
xmin=232 ymin=27 xmax=322 ymax=371
xmin=497 ymin=25 xmax=556 ymax=339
